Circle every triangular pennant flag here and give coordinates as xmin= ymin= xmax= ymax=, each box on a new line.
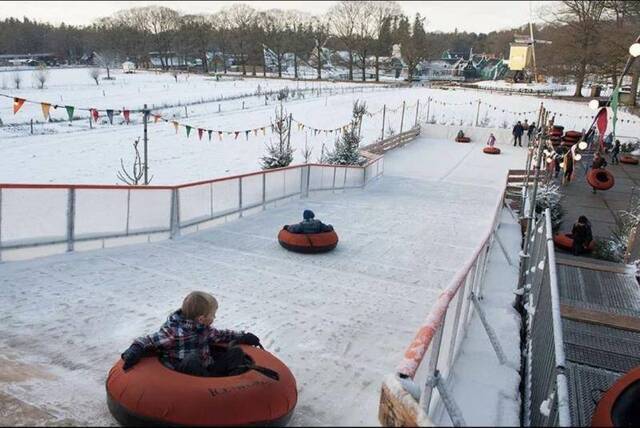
xmin=262 ymin=127 xmax=266 ymax=136
xmin=253 ymin=129 xmax=258 ymax=136
xmin=41 ymin=103 xmax=51 ymax=120
xmin=65 ymin=105 xmax=75 ymax=121
xmin=208 ymin=130 xmax=213 ymax=141
xmin=245 ymin=130 xmax=250 ymax=140
xmin=107 ymin=109 xmax=114 ymax=124
xmin=154 ymin=114 xmax=161 ymax=123
xmin=123 ymin=109 xmax=130 ymax=124
xmin=173 ymin=121 xmax=179 ymax=133
xmin=234 ymin=131 xmax=240 ymax=140
xmin=185 ymin=125 xmax=192 ymax=138
xmin=218 ymin=131 xmax=223 ymax=140
xmin=13 ymin=98 xmax=25 ymax=114
xmin=198 ymin=128 xmax=204 ymax=140
xmin=91 ymin=108 xmax=99 ymax=122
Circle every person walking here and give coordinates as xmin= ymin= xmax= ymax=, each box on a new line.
xmin=512 ymin=121 xmax=524 ymax=147
xmin=527 ymin=122 xmax=536 ymax=143
xmin=522 ymin=119 xmax=529 ymax=141
xmin=611 ymin=139 xmax=621 ymax=165
xmin=563 ymin=150 xmax=574 ymax=185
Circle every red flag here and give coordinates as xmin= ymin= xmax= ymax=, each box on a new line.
xmin=154 ymin=114 xmax=161 ymax=123
xmin=123 ymin=108 xmax=130 ymax=124
xmin=13 ymin=98 xmax=25 ymax=114
xmin=595 ymin=107 xmax=608 ymax=150
xmin=91 ymin=108 xmax=99 ymax=122
xmin=198 ymin=128 xmax=204 ymax=140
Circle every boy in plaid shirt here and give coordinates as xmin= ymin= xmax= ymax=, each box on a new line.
xmin=120 ymin=291 xmax=262 ymax=376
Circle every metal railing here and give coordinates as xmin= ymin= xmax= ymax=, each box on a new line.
xmin=379 ymin=174 xmax=511 ymax=426
xmin=0 ymin=157 xmax=384 ymax=261
xmin=521 ymin=208 xmax=570 ymax=427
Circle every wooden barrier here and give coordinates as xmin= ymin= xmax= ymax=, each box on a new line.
xmin=360 ymin=126 xmax=421 ymax=155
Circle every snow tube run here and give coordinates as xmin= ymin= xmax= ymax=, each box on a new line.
xmin=278 ymin=228 xmax=338 ymax=253
xmin=592 ymin=366 xmax=640 ymax=427
xmin=455 ymin=136 xmax=471 ymax=143
xmin=106 ymin=345 xmax=297 ymax=427
xmin=553 ymin=233 xmax=595 ymax=252
xmin=620 ymin=155 xmax=639 ymax=165
xmin=587 ymin=168 xmax=615 ymax=191
xmin=483 ymin=146 xmax=501 ymax=155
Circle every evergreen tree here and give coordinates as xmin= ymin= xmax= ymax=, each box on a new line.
xmin=261 ymin=105 xmax=294 ymax=169
xmin=326 ymin=100 xmax=367 ymax=165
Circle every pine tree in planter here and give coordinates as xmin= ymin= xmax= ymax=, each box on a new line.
xmin=326 ymin=100 xmax=367 ymax=166
xmin=261 ymin=104 xmax=294 ymax=169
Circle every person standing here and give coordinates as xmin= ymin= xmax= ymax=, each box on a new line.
xmin=512 ymin=121 xmax=524 ymax=147
xmin=563 ymin=150 xmax=574 ymax=185
xmin=487 ymin=133 xmax=496 ymax=147
xmin=522 ymin=119 xmax=529 ymax=141
xmin=527 ymin=122 xmax=536 ymax=142
xmin=571 ymin=216 xmax=593 ymax=256
xmin=611 ymin=139 xmax=621 ymax=165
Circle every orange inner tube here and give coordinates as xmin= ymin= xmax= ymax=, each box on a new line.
xmin=565 ymin=130 xmax=583 ymax=139
xmin=592 ymin=366 xmax=640 ymax=427
xmin=278 ymin=228 xmax=338 ymax=253
xmin=483 ymin=146 xmax=501 ymax=155
xmin=106 ymin=345 xmax=297 ymax=427
xmin=455 ymin=136 xmax=471 ymax=143
xmin=620 ymin=155 xmax=639 ymax=165
xmin=587 ymin=168 xmax=615 ymax=190
xmin=553 ymin=233 xmax=595 ymax=252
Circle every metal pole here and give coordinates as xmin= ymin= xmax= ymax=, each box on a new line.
xmin=381 ymin=104 xmax=386 ymax=141
xmin=399 ymin=100 xmax=405 ymax=135
xmin=414 ymin=99 xmax=420 ymax=127
xmin=143 ymin=104 xmax=149 ymax=185
xmin=522 ymin=102 xmax=544 ymax=218
xmin=426 ymin=97 xmax=431 ymax=123
xmin=184 ymin=105 xmax=188 ymax=118
xmin=30 ymin=118 xmax=34 ymax=134
xmin=475 ymin=99 xmax=481 ymax=127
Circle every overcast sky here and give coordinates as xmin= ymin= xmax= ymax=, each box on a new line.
xmin=0 ymin=1 xmax=553 ymax=33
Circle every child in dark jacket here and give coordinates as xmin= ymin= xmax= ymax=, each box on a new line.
xmin=285 ymin=209 xmax=334 ymax=234
xmin=120 ymin=291 xmax=262 ymax=376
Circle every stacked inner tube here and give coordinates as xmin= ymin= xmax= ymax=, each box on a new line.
xmin=455 ymin=136 xmax=471 ymax=143
xmin=620 ymin=155 xmax=639 ymax=165
xmin=550 ymin=126 xmax=563 ymax=147
xmin=591 ymin=366 xmax=640 ymax=427
xmin=278 ymin=228 xmax=339 ymax=253
xmin=106 ymin=346 xmax=298 ymax=427
xmin=483 ymin=146 xmax=501 ymax=155
xmin=553 ymin=233 xmax=596 ymax=252
xmin=587 ymin=168 xmax=615 ymax=191
xmin=562 ymin=130 xmax=583 ymax=147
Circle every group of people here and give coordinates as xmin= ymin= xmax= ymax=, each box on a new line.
xmin=512 ymin=120 xmax=536 ymax=147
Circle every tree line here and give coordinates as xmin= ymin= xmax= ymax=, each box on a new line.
xmin=0 ymin=1 xmax=638 ymax=92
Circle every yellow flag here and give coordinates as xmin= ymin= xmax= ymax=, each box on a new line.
xmin=41 ymin=103 xmax=51 ymax=120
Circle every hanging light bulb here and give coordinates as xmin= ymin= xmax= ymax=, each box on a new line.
xmin=630 ymin=43 xmax=640 ymax=58
xmin=559 ymin=162 xmax=565 ymax=168
xmin=578 ymin=141 xmax=588 ymax=150
xmin=546 ymin=157 xmax=553 ymax=164
xmin=589 ymin=99 xmax=600 ymax=110
xmin=574 ymin=153 xmax=582 ymax=161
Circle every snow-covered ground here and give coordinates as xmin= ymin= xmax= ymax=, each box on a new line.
xmin=1 ymin=69 xmax=638 ymax=185
xmin=0 ymin=134 xmax=528 ymax=426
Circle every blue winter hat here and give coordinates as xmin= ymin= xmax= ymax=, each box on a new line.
xmin=303 ymin=209 xmax=315 ymax=220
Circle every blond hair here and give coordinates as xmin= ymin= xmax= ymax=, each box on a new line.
xmin=181 ymin=291 xmax=218 ymax=320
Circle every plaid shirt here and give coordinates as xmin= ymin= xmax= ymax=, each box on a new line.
xmin=133 ymin=309 xmax=244 ymax=369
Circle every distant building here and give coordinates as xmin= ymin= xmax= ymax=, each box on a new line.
xmin=0 ymin=53 xmax=59 ymax=67
xmin=122 ymin=61 xmax=136 ymax=73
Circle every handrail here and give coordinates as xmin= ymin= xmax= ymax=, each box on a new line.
xmin=396 ymin=177 xmax=507 ymax=378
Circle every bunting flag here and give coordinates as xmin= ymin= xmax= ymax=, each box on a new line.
xmin=185 ymin=125 xmax=192 ymax=138
xmin=234 ymin=131 xmax=240 ymax=140
xmin=198 ymin=128 xmax=204 ymax=140
xmin=595 ymin=107 xmax=608 ymax=150
xmin=123 ymin=109 xmax=130 ymax=124
xmin=208 ymin=130 xmax=213 ymax=141
xmin=262 ymin=127 xmax=266 ymax=136
xmin=13 ymin=98 xmax=25 ymax=114
xmin=65 ymin=105 xmax=75 ymax=121
xmin=253 ymin=129 xmax=258 ymax=136
xmin=91 ymin=108 xmax=99 ymax=122
xmin=173 ymin=121 xmax=179 ymax=133
xmin=154 ymin=114 xmax=161 ymax=123
xmin=218 ymin=131 xmax=223 ymax=140
xmin=41 ymin=102 xmax=51 ymax=120
xmin=245 ymin=130 xmax=250 ymax=140
xmin=106 ymin=109 xmax=114 ymax=125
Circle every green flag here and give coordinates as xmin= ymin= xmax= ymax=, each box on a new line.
xmin=611 ymin=86 xmax=620 ymax=137
xmin=185 ymin=125 xmax=192 ymax=138
xmin=65 ymin=105 xmax=75 ymax=121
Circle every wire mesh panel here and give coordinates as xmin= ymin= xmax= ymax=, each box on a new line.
xmin=265 ymin=170 xmax=285 ymax=201
xmin=0 ymin=188 xmax=68 ymax=246
xmin=128 ymin=189 xmax=172 ymax=233
xmin=345 ymin=167 xmax=365 ymax=187
xmin=283 ymin=167 xmax=302 ymax=197
xmin=309 ymin=166 xmax=336 ymax=190
xmin=74 ymin=189 xmax=129 ymax=238
xmin=211 ymin=178 xmax=240 ymax=217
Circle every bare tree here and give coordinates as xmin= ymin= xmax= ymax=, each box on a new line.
xmin=353 ymin=2 xmax=376 ymax=81
xmin=12 ymin=72 xmax=22 ymax=89
xmin=117 ymin=138 xmax=152 ymax=185
xmin=371 ymin=1 xmax=402 ymax=81
xmin=94 ymin=51 xmax=119 ymax=79
xmin=89 ymin=67 xmax=102 ymax=85
xmin=327 ymin=1 xmax=361 ymax=80
xmin=309 ymin=20 xmax=331 ymax=80
xmin=33 ymin=65 xmax=49 ymax=89
xmin=225 ymin=4 xmax=257 ymax=75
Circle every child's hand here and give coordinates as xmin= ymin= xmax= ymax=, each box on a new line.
xmin=238 ymin=332 xmax=263 ymax=349
xmin=121 ymin=344 xmax=144 ymax=370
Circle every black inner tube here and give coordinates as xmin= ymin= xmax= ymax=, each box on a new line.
xmin=596 ymin=171 xmax=609 ymax=182
xmin=611 ymin=380 xmax=640 ymax=427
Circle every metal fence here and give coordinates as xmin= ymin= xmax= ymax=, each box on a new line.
xmin=0 ymin=157 xmax=384 ymax=261
xmin=522 ymin=208 xmax=571 ymax=427
xmin=379 ymin=175 xmax=510 ymax=426
xmin=360 ymin=125 xmax=421 ymax=155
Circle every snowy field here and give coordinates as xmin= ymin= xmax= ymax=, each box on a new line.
xmin=0 ymin=134 xmax=528 ymax=426
xmin=1 ymin=69 xmax=639 ymax=185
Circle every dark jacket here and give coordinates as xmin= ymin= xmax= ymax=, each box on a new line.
xmin=592 ymin=156 xmax=607 ymax=169
xmin=612 ymin=142 xmax=621 ymax=155
xmin=132 ymin=310 xmax=244 ymax=369
xmin=527 ymin=124 xmax=535 ymax=137
xmin=287 ymin=219 xmax=334 ymax=234
xmin=571 ymin=222 xmax=593 ymax=249
xmin=512 ymin=124 xmax=524 ymax=137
